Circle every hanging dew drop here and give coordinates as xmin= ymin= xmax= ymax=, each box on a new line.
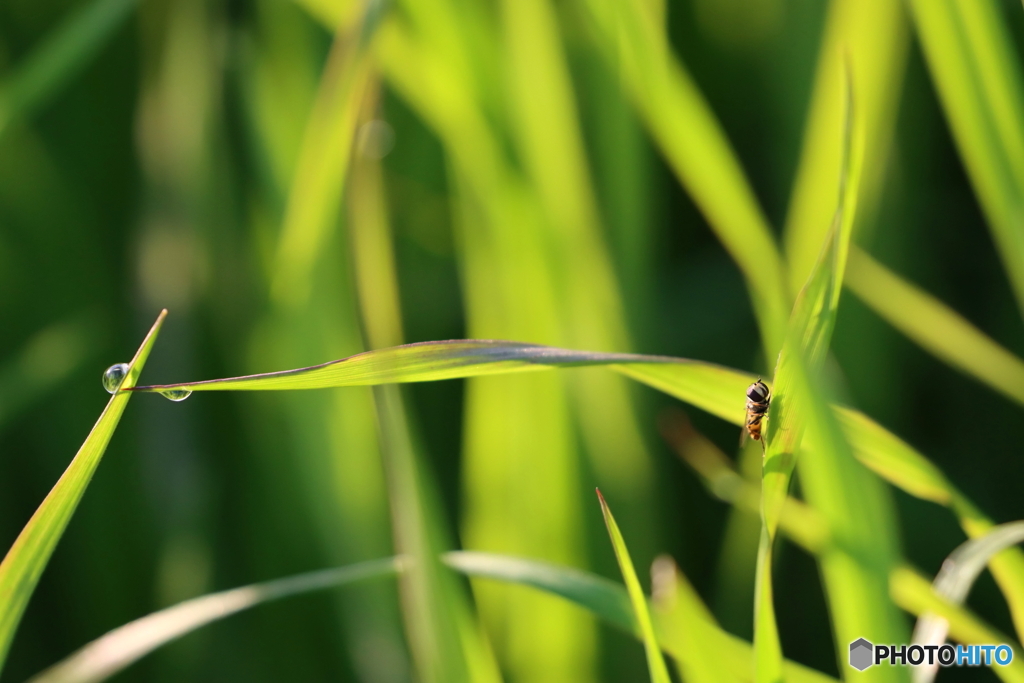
xmin=159 ymin=388 xmax=192 ymax=402
xmin=102 ymin=363 xmax=130 ymax=394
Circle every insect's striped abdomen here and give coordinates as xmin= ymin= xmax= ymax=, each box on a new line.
xmin=745 ymin=380 xmax=770 ymax=442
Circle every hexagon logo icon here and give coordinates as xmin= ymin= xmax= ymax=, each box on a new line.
xmin=849 ymin=638 xmax=874 ymax=671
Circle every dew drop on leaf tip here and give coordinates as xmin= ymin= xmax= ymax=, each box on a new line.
xmin=159 ymin=388 xmax=192 ymax=402
xmin=102 ymin=363 xmax=130 ymax=394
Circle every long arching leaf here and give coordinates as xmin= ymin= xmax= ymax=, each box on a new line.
xmin=31 ymin=551 xmax=840 ymax=683
xmin=27 ymin=558 xmax=401 ymax=683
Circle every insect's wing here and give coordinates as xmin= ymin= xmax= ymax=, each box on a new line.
xmin=738 ymin=419 xmax=749 ymax=448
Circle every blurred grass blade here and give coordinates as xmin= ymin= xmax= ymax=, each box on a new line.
xmin=929 ymin=522 xmax=1024 ymax=605
xmin=790 ymin=354 xmax=909 ymax=681
xmin=257 ymin=7 xmax=410 ymax=676
xmin=0 ymin=0 xmax=138 ymax=139
xmin=270 ymin=6 xmax=377 ymax=308
xmin=380 ymin=6 xmax=639 ymax=673
xmin=27 ymin=557 xmax=400 ymax=683
xmin=373 ymin=386 xmax=501 ymax=683
xmin=834 ymin=408 xmax=953 ymax=504
xmin=847 ymin=248 xmax=1024 ymax=408
xmin=596 ymin=490 xmax=671 ymax=683
xmin=291 ymin=0 xmax=360 ymax=32
xmin=348 ymin=87 xmax=501 ymax=682
xmin=783 ymin=0 xmax=908 ymax=290
xmin=33 ymin=550 xmax=839 ymax=683
xmin=348 ymin=95 xmax=405 ymax=350
xmin=578 ymin=0 xmax=789 ymax=359
xmin=840 ymin=408 xmax=1024 ymax=641
xmin=379 ymin=14 xmax=603 ymax=674
xmin=909 ymin=522 xmax=1024 ymax=683
xmin=648 ymin=555 xmax=733 ymax=683
xmin=0 ymin=309 xmax=166 ymax=673
xmin=447 ymin=551 xmax=838 ymax=683
xmin=502 ymin=0 xmax=656 ymax=529
xmin=905 ymin=0 xmax=1024 ymax=319
xmin=892 ymin=566 xmax=1024 ymax=683
xmin=444 ymin=551 xmax=635 ymax=633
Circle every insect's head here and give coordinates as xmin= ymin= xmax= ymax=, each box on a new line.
xmin=746 ymin=379 xmax=770 ymax=402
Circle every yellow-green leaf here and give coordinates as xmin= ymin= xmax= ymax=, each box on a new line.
xmin=846 ymin=247 xmax=1024 ymax=408
xmin=596 ymin=490 xmax=671 ymax=683
xmin=905 ymin=0 xmax=1024 ymax=319
xmin=0 ymin=310 xmax=166 ymax=673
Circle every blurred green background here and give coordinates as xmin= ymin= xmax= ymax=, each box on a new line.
xmin=2 ymin=0 xmax=1024 ymax=680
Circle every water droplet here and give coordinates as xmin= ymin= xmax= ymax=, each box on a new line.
xmin=159 ymin=388 xmax=192 ymax=402
xmin=102 ymin=363 xmax=130 ymax=394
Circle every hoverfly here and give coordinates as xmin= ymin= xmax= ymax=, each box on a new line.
xmin=745 ymin=379 xmax=770 ymax=442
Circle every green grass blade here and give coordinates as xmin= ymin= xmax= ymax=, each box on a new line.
xmin=30 ymin=549 xmax=838 ymax=683
xmin=376 ymin=20 xmax=603 ymax=676
xmin=130 ymin=341 xmax=744 ymax=394
xmin=444 ymin=551 xmax=636 ymax=634
xmin=846 ymin=248 xmax=1024 ymax=408
xmin=373 ymin=386 xmax=501 ymax=683
xmin=270 ymin=8 xmax=376 ymax=309
xmin=121 ymin=334 xmax=995 ymax=524
xmin=348 ymin=98 xmax=501 ymax=683
xmin=26 ymin=557 xmax=400 ymax=683
xmin=596 ymin=490 xmax=671 ymax=683
xmin=905 ymin=0 xmax=1024 ymax=319
xmin=578 ymin=0 xmax=790 ymax=359
xmin=348 ymin=110 xmax=405 ymax=350
xmin=502 ymin=0 xmax=656 ymax=519
xmin=446 ymin=551 xmax=838 ymax=683
xmin=752 ymin=529 xmax=782 ymax=683
xmin=254 ymin=9 xmax=409 ymax=676
xmin=126 ymin=334 xmax=1001 ymax=511
xmin=647 ymin=555 xmax=737 ymax=683
xmin=128 ymin=329 xmax=1024 ymax=640
xmin=789 ymin=355 xmax=909 ymax=682
xmin=759 ymin=67 xmax=910 ymax=672
xmin=752 ymin=65 xmax=864 ymax=683
xmin=761 ymin=63 xmax=862 ymax=533
xmin=378 ymin=7 xmax=651 ymax=673
xmin=0 ymin=309 xmax=166 ymax=673
xmin=783 ymin=0 xmax=908 ymax=290
xmin=834 ymin=408 xmax=953 ymax=504
xmin=0 ymin=0 xmax=138 ymax=139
